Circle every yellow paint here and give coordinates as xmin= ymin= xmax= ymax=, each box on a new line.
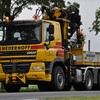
xmin=5 ymin=73 xmax=26 ymax=84
xmin=26 ymin=72 xmax=51 ymax=81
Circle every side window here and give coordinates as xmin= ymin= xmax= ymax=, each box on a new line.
xmin=44 ymin=22 xmax=50 ymax=42
xmin=34 ymin=25 xmax=41 ymax=41
xmin=0 ymin=31 xmax=3 ymax=41
xmin=0 ymin=27 xmax=6 ymax=41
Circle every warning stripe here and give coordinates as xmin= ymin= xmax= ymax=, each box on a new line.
xmin=54 ymin=42 xmax=64 ymax=58
xmin=31 ymin=45 xmax=44 ymax=49
xmin=54 ymin=42 xmax=62 ymax=48
xmin=57 ymin=49 xmax=64 ymax=57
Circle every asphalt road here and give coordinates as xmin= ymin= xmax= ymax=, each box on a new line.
xmin=0 ymin=91 xmax=100 ymax=100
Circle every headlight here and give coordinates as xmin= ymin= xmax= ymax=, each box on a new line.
xmin=33 ymin=66 xmax=44 ymax=71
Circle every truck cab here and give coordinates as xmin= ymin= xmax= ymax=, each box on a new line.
xmin=0 ymin=19 xmax=68 ymax=92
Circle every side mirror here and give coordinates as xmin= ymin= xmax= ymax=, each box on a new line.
xmin=47 ymin=24 xmax=54 ymax=41
xmin=49 ymin=35 xmax=54 ymax=41
xmin=48 ymin=24 xmax=54 ymax=35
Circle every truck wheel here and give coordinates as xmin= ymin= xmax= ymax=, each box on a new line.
xmin=64 ymin=82 xmax=72 ymax=91
xmin=52 ymin=66 xmax=65 ymax=91
xmin=93 ymin=72 xmax=100 ymax=90
xmin=3 ymin=84 xmax=21 ymax=92
xmin=84 ymin=70 xmax=93 ymax=90
xmin=63 ymin=74 xmax=72 ymax=91
xmin=97 ymin=72 xmax=100 ymax=89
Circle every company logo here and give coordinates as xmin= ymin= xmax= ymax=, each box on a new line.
xmin=0 ymin=45 xmax=30 ymax=51
xmin=27 ymin=51 xmax=37 ymax=55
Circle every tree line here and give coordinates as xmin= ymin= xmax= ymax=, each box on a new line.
xmin=0 ymin=0 xmax=99 ymax=34
xmin=0 ymin=0 xmax=66 ymax=20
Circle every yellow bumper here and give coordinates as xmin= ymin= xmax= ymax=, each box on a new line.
xmin=0 ymin=62 xmax=51 ymax=84
xmin=26 ymin=72 xmax=51 ymax=81
xmin=0 ymin=72 xmax=51 ymax=84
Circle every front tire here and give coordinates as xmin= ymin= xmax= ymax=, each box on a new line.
xmin=38 ymin=66 xmax=66 ymax=91
xmin=51 ymin=66 xmax=65 ymax=91
xmin=64 ymin=82 xmax=72 ymax=91
xmin=3 ymin=83 xmax=21 ymax=92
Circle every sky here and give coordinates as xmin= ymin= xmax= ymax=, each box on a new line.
xmin=16 ymin=0 xmax=100 ymax=52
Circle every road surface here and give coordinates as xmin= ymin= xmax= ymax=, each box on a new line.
xmin=0 ymin=91 xmax=100 ymax=100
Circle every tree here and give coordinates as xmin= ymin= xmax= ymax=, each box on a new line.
xmin=0 ymin=0 xmax=66 ymax=21
xmin=0 ymin=0 xmax=34 ymax=20
xmin=33 ymin=0 xmax=66 ymax=8
xmin=90 ymin=7 xmax=100 ymax=35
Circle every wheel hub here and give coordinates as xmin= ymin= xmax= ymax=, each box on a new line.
xmin=57 ymin=73 xmax=63 ymax=87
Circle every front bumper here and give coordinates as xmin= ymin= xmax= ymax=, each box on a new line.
xmin=0 ymin=72 xmax=51 ymax=84
xmin=0 ymin=62 xmax=51 ymax=84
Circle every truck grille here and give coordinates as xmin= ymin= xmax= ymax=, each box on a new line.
xmin=2 ymin=63 xmax=30 ymax=73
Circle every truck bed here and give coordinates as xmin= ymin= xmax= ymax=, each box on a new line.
xmin=72 ymin=48 xmax=100 ymax=66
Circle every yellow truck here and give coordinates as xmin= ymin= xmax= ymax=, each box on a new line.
xmin=0 ymin=6 xmax=100 ymax=92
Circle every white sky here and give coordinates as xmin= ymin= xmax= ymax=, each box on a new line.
xmin=16 ymin=0 xmax=100 ymax=52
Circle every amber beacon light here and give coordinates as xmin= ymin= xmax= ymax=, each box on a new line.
xmin=5 ymin=16 xmax=9 ymax=22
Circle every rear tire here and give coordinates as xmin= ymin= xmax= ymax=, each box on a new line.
xmin=84 ymin=70 xmax=93 ymax=90
xmin=98 ymin=71 xmax=100 ymax=89
xmin=73 ymin=70 xmax=93 ymax=91
xmin=93 ymin=71 xmax=100 ymax=90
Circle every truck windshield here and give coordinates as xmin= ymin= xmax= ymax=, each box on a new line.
xmin=0 ymin=21 xmax=42 ymax=44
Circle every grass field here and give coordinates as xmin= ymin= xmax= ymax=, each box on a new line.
xmin=40 ymin=96 xmax=100 ymax=100
xmin=20 ymin=85 xmax=39 ymax=92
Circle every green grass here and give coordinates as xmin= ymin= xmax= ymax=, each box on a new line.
xmin=20 ymin=85 xmax=39 ymax=92
xmin=40 ymin=96 xmax=100 ymax=100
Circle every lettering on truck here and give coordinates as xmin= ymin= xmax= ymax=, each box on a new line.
xmin=0 ymin=46 xmax=30 ymax=51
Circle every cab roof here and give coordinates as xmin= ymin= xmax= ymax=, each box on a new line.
xmin=0 ymin=20 xmax=42 ymax=26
